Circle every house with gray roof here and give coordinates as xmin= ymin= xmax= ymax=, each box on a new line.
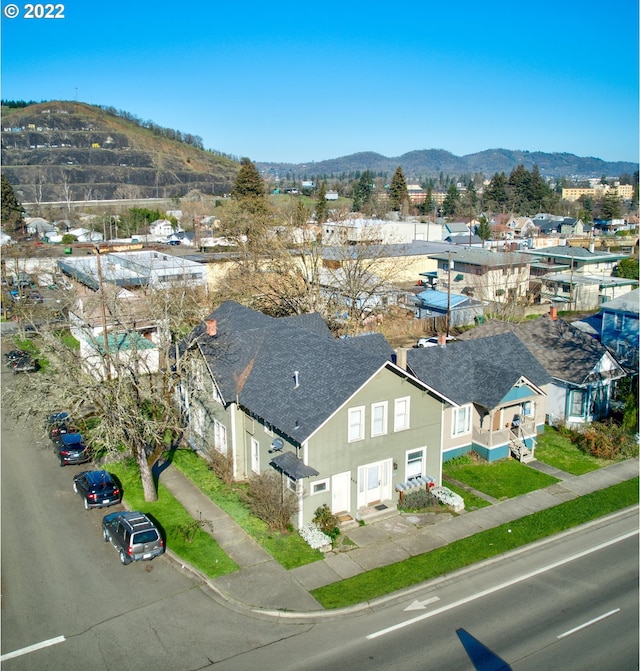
xmin=177 ymin=301 xmax=452 ymax=528
xmin=404 ymin=333 xmax=550 ymax=462
xmin=457 ymin=313 xmax=627 ymax=427
xmin=413 ymin=288 xmax=484 ymax=327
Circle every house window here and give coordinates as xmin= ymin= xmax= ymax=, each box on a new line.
xmin=286 ymin=477 xmax=297 ymax=492
xmin=250 ymin=437 xmax=260 ymax=474
xmin=522 ymin=401 xmax=534 ymax=418
xmin=452 ymin=404 xmax=472 ymax=437
xmin=348 ymin=406 xmax=365 ymax=442
xmin=569 ymin=390 xmax=585 ymax=417
xmin=394 ymin=397 xmax=410 ymax=432
xmin=263 ymin=421 xmax=274 ymax=436
xmin=311 ymin=479 xmax=329 ymax=495
xmin=213 ymin=419 xmax=227 ymax=454
xmin=371 ymin=401 xmax=388 ymax=437
xmin=406 ymin=448 xmax=425 ymax=480
xmin=613 ymin=314 xmax=624 ymax=331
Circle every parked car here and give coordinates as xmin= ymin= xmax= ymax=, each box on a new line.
xmin=102 ymin=511 xmax=165 ymax=565
xmin=54 ymin=432 xmax=91 ymax=467
xmin=10 ymin=354 xmax=39 ymax=373
xmin=416 ymin=335 xmax=456 ymax=348
xmin=4 ymin=349 xmax=27 ymax=365
xmin=73 ymin=470 xmax=121 ymax=509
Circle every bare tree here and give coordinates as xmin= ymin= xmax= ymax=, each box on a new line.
xmin=3 ymin=267 xmax=211 ymax=502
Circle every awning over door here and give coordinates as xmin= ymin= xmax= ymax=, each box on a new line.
xmin=269 ymin=452 xmax=319 ymax=481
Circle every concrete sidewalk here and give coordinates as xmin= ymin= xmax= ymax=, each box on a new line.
xmin=159 ymin=457 xmax=639 ymax=613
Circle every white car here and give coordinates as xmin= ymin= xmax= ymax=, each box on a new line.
xmin=416 ymin=335 xmax=456 ymax=348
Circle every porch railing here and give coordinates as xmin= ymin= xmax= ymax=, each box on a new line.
xmin=472 ymin=417 xmax=536 ymax=448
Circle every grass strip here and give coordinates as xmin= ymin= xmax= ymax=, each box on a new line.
xmin=170 ymin=449 xmax=322 ymax=569
xmin=311 ymin=478 xmax=639 ymax=609
xmin=108 ymin=460 xmax=239 ymax=579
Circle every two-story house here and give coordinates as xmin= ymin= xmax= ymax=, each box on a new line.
xmin=176 ymin=301 xmax=452 ymax=528
xmin=600 ymin=289 xmax=639 ymax=372
xmin=428 ymin=248 xmax=532 ymax=304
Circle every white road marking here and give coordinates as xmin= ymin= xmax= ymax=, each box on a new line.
xmin=367 ymin=529 xmax=638 ymax=640
xmin=404 ymin=596 xmax=440 ymax=611
xmin=0 ymin=635 xmax=66 ymax=661
xmin=557 ymin=609 xmax=621 ymax=639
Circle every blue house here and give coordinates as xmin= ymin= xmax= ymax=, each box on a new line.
xmin=413 ymin=289 xmax=484 ymax=327
xmin=600 ymin=289 xmax=639 ymax=371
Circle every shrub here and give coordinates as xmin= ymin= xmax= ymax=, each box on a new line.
xmin=312 ymin=504 xmax=340 ymax=541
xmin=241 ymin=472 xmax=298 ymax=532
xmin=398 ymin=488 xmax=440 ymax=512
xmin=207 ymin=448 xmax=234 ymax=484
xmin=572 ymin=421 xmax=638 ymax=459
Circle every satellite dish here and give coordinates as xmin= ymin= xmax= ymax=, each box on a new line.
xmin=270 ymin=438 xmax=284 ymax=452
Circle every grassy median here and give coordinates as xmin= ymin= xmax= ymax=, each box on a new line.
xmin=310 ymin=477 xmax=639 ymax=609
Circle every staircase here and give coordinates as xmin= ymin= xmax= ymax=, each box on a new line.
xmin=509 ymin=428 xmax=536 ymax=463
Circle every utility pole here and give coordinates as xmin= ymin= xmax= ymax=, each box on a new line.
xmin=95 ymin=245 xmax=112 ymax=380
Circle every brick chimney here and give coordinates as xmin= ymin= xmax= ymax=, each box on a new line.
xmin=205 ymin=318 xmax=217 ymax=336
xmin=438 ymin=334 xmax=447 ymax=347
xmin=395 ymin=347 xmax=407 ymax=370
xmin=549 ymin=306 xmax=558 ymax=321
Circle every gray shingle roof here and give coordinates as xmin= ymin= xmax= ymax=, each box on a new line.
xmin=456 ymin=315 xmax=624 ymax=385
xmin=188 ymin=301 xmax=396 ymax=443
xmin=406 ymin=332 xmax=550 ymax=409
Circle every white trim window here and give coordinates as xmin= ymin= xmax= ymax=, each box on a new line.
xmin=394 ymin=397 xmax=410 ymax=432
xmin=311 ymin=479 xmax=330 ymax=495
xmin=371 ymin=401 xmax=388 ymax=437
xmin=406 ymin=447 xmax=425 ymax=481
xmin=213 ymin=418 xmax=227 ymax=454
xmin=348 ymin=406 xmax=365 ymax=442
xmin=452 ymin=404 xmax=472 ymax=437
xmin=522 ymin=401 xmax=534 ymax=418
xmin=569 ymin=389 xmax=585 ymax=417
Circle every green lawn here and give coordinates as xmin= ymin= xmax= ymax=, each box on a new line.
xmin=443 ymin=458 xmax=559 ymax=499
xmin=534 ymin=426 xmax=613 ymax=475
xmin=169 ymin=449 xmax=322 ymax=569
xmin=311 ymin=478 xmax=639 ymax=609
xmin=442 ymin=479 xmax=492 ymax=510
xmin=108 ymin=460 xmax=239 ymax=579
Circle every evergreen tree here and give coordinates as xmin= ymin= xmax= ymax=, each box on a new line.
xmin=600 ymin=190 xmax=623 ymax=220
xmin=476 ymin=215 xmax=492 ymax=242
xmin=421 ymin=186 xmax=434 ymax=215
xmin=442 ymin=183 xmax=461 ymax=216
xmin=352 ymin=170 xmax=374 ymax=212
xmin=1 ymin=173 xmax=25 ymax=237
xmin=231 ymin=157 xmax=266 ymax=202
xmin=483 ymin=172 xmax=509 ymax=211
xmin=389 ymin=166 xmax=409 ymax=212
xmin=315 ymin=181 xmax=329 ymax=224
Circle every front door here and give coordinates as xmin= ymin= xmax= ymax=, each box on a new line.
xmin=357 ymin=459 xmax=392 ymax=507
xmin=331 ymin=471 xmax=351 ymax=514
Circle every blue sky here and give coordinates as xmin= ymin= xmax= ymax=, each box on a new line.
xmin=2 ymin=0 xmax=638 ymax=165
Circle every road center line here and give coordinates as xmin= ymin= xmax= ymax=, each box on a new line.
xmin=0 ymin=635 xmax=66 ymax=661
xmin=557 ymin=609 xmax=621 ymax=639
xmin=367 ymin=529 xmax=638 ymax=640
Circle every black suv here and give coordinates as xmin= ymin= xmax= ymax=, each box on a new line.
xmin=73 ymin=470 xmax=121 ymax=509
xmin=54 ymin=432 xmax=91 ymax=467
xmin=102 ymin=511 xmax=165 ymax=565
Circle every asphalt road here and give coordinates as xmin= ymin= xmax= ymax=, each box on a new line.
xmin=2 ymin=354 xmax=638 ymax=671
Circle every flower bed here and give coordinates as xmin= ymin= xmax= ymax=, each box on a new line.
xmin=299 ymin=522 xmax=333 ymax=552
xmin=431 ymin=486 xmax=465 ymax=512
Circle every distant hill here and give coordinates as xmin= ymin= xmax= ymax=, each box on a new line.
xmin=1 ymin=101 xmax=239 ymax=203
xmin=257 ymin=149 xmax=638 ymax=181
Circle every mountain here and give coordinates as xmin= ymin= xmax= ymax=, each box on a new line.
xmin=1 ymin=101 xmax=239 ymax=203
xmin=257 ymin=149 xmax=637 ymax=181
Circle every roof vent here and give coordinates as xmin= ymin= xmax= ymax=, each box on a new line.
xmin=293 ymin=370 xmax=299 ymax=389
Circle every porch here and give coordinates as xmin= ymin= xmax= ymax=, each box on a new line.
xmin=473 ymin=417 xmax=537 ymax=463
